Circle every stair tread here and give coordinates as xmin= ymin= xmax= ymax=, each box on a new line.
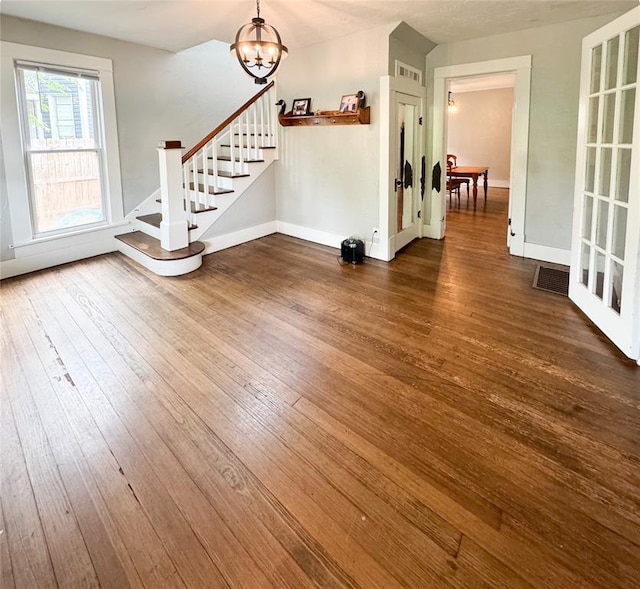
xmin=195 ymin=169 xmax=249 ymax=179
xmin=116 ymin=231 xmax=204 ymax=260
xmin=220 ymin=144 xmax=276 ymax=149
xmin=215 ymin=170 xmax=250 ymax=178
xmin=156 ymin=198 xmax=220 ymax=213
xmin=136 ymin=213 xmax=197 ymax=230
xmin=213 ymin=156 xmax=264 ymax=163
xmin=187 ymin=182 xmax=239 ymax=196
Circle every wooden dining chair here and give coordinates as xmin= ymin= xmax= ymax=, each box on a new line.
xmin=446 ymin=154 xmax=470 ymax=204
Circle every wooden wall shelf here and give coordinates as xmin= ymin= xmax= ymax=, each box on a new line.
xmin=278 ymin=107 xmax=370 ymax=127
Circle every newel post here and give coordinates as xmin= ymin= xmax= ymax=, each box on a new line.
xmin=157 ymin=140 xmax=188 ymax=251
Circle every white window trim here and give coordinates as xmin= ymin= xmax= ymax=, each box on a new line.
xmin=1 ymin=42 xmax=123 ymax=249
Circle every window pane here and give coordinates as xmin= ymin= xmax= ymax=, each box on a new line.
xmin=615 ymin=148 xmax=631 ymax=203
xmin=611 ymin=260 xmax=623 ymax=314
xmin=598 ymin=148 xmax=612 ymax=197
xmin=619 ymin=88 xmax=636 ymax=144
xmin=591 ymin=45 xmax=602 ymax=93
xmin=21 ymin=69 xmax=98 ymax=150
xmin=581 ymin=242 xmax=590 ymax=287
xmin=587 ymin=96 xmax=599 ymax=143
xmin=623 ymin=26 xmax=639 ymax=85
xmin=585 ymin=147 xmax=596 ymax=193
xmin=594 ymin=251 xmax=605 ymax=299
xmin=582 ymin=194 xmax=593 ymax=240
xmin=612 ymin=205 xmax=627 ymax=261
xmin=602 ymin=93 xmax=615 ymax=143
xmin=605 ymin=36 xmax=619 ymax=90
xmin=30 ymin=151 xmax=104 ymax=234
xmin=595 ymin=199 xmax=609 ymax=250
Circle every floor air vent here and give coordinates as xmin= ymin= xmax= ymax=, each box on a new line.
xmin=533 ymin=265 xmax=569 ymax=296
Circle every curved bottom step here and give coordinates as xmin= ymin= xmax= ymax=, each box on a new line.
xmin=115 ymin=231 xmax=204 ymax=276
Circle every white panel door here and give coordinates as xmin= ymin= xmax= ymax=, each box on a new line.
xmin=569 ymin=7 xmax=640 ymax=360
xmin=394 ymin=92 xmax=421 ymax=252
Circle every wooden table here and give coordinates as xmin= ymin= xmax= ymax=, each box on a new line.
xmin=450 ymin=166 xmax=489 ymax=208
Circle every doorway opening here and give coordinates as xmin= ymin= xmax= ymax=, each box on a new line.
xmin=445 ymin=73 xmax=515 ymax=238
xmin=429 ymin=56 xmax=532 ymax=257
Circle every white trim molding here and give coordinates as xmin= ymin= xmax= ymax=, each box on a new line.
xmin=523 ymin=243 xmax=571 ymax=266
xmin=276 ymin=221 xmax=386 ymax=261
xmin=203 ymin=221 xmax=277 ymax=255
xmin=0 ymin=41 xmax=124 ymax=265
xmin=431 ymin=55 xmax=532 ymax=256
xmin=276 ymin=221 xmax=344 ymax=249
xmin=0 ymin=223 xmax=127 ymax=279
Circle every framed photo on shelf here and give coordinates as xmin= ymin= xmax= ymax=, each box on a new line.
xmin=292 ymin=98 xmax=311 ymax=116
xmin=339 ymin=93 xmax=358 ymax=113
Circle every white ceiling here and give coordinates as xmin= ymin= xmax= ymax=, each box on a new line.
xmin=1 ymin=0 xmax=636 ymax=53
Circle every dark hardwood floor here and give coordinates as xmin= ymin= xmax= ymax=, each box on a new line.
xmin=2 ymin=188 xmax=639 ymax=588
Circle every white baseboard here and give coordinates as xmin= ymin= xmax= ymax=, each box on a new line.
xmin=0 ymin=224 xmax=129 ymax=280
xmin=490 ymin=180 xmax=510 ymax=189
xmin=276 ymin=221 xmax=387 ymax=260
xmin=523 ymin=242 xmax=571 ymax=266
xmin=202 ymin=221 xmax=277 ymax=255
xmin=276 ymin=221 xmax=343 ymax=249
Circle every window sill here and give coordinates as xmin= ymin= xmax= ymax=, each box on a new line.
xmin=10 ymin=221 xmax=129 ymax=250
xmin=11 ymin=221 xmax=130 ymax=260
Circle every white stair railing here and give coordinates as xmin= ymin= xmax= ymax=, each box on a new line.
xmin=157 ymin=140 xmax=189 ymax=251
xmin=155 ymin=82 xmax=276 ymax=248
xmin=178 ymin=82 xmax=277 ymax=227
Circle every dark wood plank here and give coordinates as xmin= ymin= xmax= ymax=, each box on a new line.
xmin=3 ymin=293 xmax=145 ymax=589
xmin=115 ymin=231 xmax=204 ymax=260
xmin=2 ymin=320 xmax=100 ymax=588
xmin=136 ymin=213 xmax=197 ymax=231
xmin=2 ymin=187 xmax=639 ymax=589
xmin=0 ymin=331 xmax=58 ymax=589
xmin=23 ymin=279 xmax=251 ymax=589
xmin=63 ymin=261 xmax=412 ymax=589
xmin=0 ymin=499 xmax=16 ymax=589
xmin=33 ymin=272 xmax=334 ymax=589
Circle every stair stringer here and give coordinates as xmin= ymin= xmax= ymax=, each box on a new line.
xmin=187 ymin=147 xmax=278 ymax=242
xmin=123 ymin=188 xmax=161 ymax=225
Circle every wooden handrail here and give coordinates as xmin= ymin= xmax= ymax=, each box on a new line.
xmin=182 ymin=81 xmax=275 ymax=163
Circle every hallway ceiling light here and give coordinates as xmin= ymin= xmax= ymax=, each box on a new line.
xmin=448 ymin=91 xmax=457 ymax=112
xmin=230 ymin=0 xmax=287 ymax=84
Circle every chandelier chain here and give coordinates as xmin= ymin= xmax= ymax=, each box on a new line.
xmin=256 ymin=0 xmax=260 ymax=19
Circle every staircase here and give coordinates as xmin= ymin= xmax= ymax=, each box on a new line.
xmin=115 ymin=82 xmax=278 ymax=276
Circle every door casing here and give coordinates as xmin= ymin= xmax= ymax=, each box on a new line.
xmin=379 ymin=75 xmax=426 ymax=261
xmin=429 ymin=56 xmax=532 ymax=257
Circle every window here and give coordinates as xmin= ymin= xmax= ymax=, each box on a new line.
xmin=1 ymin=42 xmax=123 ymax=247
xmin=17 ymin=63 xmax=106 ymax=234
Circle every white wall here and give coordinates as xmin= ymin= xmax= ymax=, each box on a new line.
xmin=389 ymin=22 xmax=437 ymax=79
xmin=426 ymin=12 xmax=625 ymax=251
xmin=275 ymin=25 xmax=390 ymax=245
xmin=202 ymin=165 xmax=276 ymax=238
xmin=447 ymin=87 xmax=513 ymax=187
xmin=0 ymin=15 xmax=261 ymax=261
xmin=275 ymin=22 xmax=434 ymax=253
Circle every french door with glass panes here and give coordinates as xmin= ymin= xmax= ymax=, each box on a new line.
xmin=569 ymin=7 xmax=640 ymax=361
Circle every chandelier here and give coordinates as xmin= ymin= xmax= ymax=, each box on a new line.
xmin=230 ymin=0 xmax=288 ymax=84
